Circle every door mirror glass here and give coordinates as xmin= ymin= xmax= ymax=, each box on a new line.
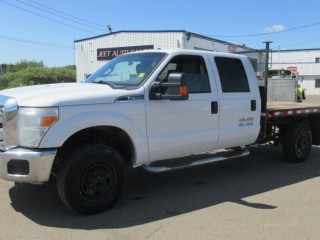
xmin=150 ymin=73 xmax=189 ymax=100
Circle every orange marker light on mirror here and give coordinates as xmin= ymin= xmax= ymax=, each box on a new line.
xmin=180 ymin=85 xmax=188 ymax=96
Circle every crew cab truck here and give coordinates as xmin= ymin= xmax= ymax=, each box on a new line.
xmin=0 ymin=49 xmax=320 ymax=215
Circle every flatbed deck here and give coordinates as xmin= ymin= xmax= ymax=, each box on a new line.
xmin=267 ymin=101 xmax=320 ymax=111
xmin=266 ymin=101 xmax=320 ymax=117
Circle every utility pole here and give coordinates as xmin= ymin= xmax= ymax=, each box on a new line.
xmin=262 ymin=41 xmax=272 ymax=137
xmin=263 ymin=41 xmax=272 ymax=107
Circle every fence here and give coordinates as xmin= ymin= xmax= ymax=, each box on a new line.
xmin=238 ymin=45 xmax=297 ymax=102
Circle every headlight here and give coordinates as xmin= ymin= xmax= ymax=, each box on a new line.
xmin=18 ymin=107 xmax=59 ymax=147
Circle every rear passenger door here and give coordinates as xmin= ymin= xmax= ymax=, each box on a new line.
xmin=210 ymin=56 xmax=261 ymax=149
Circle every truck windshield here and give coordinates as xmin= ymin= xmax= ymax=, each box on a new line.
xmin=85 ymin=52 xmax=166 ymax=87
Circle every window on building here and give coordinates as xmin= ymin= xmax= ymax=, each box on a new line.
xmin=315 ymin=79 xmax=320 ymax=88
xmin=316 ymin=57 xmax=320 ymax=63
xmin=157 ymin=55 xmax=211 ymax=94
xmin=215 ymin=57 xmax=250 ymax=93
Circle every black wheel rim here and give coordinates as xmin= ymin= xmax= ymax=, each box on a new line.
xmin=295 ymin=133 xmax=311 ymax=159
xmin=79 ymin=163 xmax=116 ymax=202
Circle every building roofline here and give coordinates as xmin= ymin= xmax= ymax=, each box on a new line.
xmin=74 ymin=30 xmax=188 ymax=43
xmin=74 ymin=30 xmax=255 ymax=51
xmin=272 ymin=48 xmax=320 ymax=52
xmin=74 ymin=30 xmax=320 ymax=53
xmin=186 ymin=31 xmax=254 ymax=51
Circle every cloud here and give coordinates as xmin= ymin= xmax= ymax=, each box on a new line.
xmin=264 ymin=25 xmax=286 ymax=33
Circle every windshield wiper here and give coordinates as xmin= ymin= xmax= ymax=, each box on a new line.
xmin=95 ymin=81 xmax=123 ymax=88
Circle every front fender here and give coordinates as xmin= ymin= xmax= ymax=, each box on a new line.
xmin=39 ymin=103 xmax=149 ymax=165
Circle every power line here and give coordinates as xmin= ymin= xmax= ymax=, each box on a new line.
xmin=26 ymin=0 xmax=108 ymax=29
xmin=0 ymin=0 xmax=100 ymax=35
xmin=15 ymin=0 xmax=106 ymax=32
xmin=0 ymin=34 xmax=74 ymax=49
xmin=3 ymin=0 xmax=320 ymax=50
xmin=204 ymin=21 xmax=320 ymax=38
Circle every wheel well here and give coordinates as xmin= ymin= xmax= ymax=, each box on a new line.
xmin=265 ymin=116 xmax=309 ymax=145
xmin=53 ymin=126 xmax=135 ymax=175
xmin=310 ymin=114 xmax=320 ymax=145
xmin=277 ymin=115 xmax=320 ymax=145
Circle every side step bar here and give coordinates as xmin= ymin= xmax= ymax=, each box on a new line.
xmin=143 ymin=147 xmax=250 ymax=173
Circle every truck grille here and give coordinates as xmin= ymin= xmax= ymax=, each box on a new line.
xmin=0 ymin=96 xmax=18 ymax=151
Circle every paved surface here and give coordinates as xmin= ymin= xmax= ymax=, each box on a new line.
xmin=1 ymin=95 xmax=320 ymax=240
xmin=267 ymin=94 xmax=320 ymax=110
xmin=1 ymin=144 xmax=320 ymax=240
xmin=304 ymin=94 xmax=320 ymax=104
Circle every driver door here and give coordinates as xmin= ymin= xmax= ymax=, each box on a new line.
xmin=145 ymin=54 xmax=220 ymax=161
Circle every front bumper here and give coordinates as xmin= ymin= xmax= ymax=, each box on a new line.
xmin=0 ymin=148 xmax=57 ymax=184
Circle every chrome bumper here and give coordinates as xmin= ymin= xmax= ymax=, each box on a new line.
xmin=0 ymin=148 xmax=57 ymax=184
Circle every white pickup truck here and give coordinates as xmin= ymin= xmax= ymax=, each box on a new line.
xmin=1 ymin=49 xmax=320 ymax=215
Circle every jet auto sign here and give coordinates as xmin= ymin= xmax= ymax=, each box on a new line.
xmin=97 ymin=45 xmax=154 ymax=60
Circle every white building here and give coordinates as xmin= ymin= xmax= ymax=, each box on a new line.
xmin=270 ymin=49 xmax=320 ymax=95
xmin=74 ymin=30 xmax=320 ymax=96
xmin=74 ymin=30 xmax=253 ymax=82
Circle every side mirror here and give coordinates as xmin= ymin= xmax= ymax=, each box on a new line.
xmin=150 ymin=73 xmax=189 ymax=100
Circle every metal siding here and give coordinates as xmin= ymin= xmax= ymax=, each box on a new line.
xmin=75 ymin=34 xmax=320 ymax=95
xmin=272 ymin=50 xmax=320 ymax=75
xmin=270 ymin=49 xmax=320 ymax=95
xmin=75 ymin=31 xmax=250 ymax=82
xmin=300 ymin=76 xmax=320 ymax=95
xmin=184 ymin=36 xmax=249 ymax=53
xmin=75 ymin=32 xmax=184 ymax=82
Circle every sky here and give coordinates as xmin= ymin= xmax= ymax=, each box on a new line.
xmin=1 ymin=0 xmax=320 ymax=67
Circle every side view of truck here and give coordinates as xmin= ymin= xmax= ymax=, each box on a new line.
xmin=0 ymin=49 xmax=319 ymax=214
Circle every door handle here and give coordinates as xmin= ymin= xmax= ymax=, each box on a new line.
xmin=211 ymin=101 xmax=218 ymax=114
xmin=251 ymin=100 xmax=256 ymax=111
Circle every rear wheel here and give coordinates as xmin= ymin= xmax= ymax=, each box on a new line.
xmin=282 ymin=124 xmax=312 ymax=163
xmin=57 ymin=144 xmax=126 ymax=215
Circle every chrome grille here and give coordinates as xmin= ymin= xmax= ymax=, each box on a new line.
xmin=0 ymin=96 xmax=18 ymax=151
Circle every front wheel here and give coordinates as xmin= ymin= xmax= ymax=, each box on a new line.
xmin=282 ymin=124 xmax=312 ymax=163
xmin=57 ymin=144 xmax=126 ymax=215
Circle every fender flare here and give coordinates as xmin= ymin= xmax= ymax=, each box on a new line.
xmin=39 ymin=109 xmax=149 ymax=165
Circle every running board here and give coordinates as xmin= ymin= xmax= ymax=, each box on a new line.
xmin=143 ymin=147 xmax=250 ymax=173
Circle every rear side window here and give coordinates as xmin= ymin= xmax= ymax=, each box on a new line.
xmin=215 ymin=57 xmax=250 ymax=93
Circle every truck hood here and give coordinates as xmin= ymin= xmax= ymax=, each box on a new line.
xmin=0 ymin=83 xmax=140 ymax=107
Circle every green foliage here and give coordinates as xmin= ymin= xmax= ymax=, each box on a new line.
xmin=5 ymin=60 xmax=44 ymax=73
xmin=0 ymin=60 xmax=76 ymax=90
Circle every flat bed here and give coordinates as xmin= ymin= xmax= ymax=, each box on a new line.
xmin=266 ymin=101 xmax=320 ymax=117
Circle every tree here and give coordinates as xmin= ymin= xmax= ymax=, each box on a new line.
xmin=0 ymin=61 xmax=76 ymax=90
xmin=4 ymin=60 xmax=44 ymax=73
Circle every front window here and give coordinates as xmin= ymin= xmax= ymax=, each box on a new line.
xmin=157 ymin=55 xmax=211 ymax=94
xmin=85 ymin=52 xmax=166 ymax=88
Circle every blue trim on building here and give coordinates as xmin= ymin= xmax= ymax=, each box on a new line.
xmin=74 ymin=30 xmax=254 ymax=51
xmin=74 ymin=30 xmax=188 ymax=43
xmin=272 ymin=48 xmax=320 ymax=52
xmin=272 ymin=62 xmax=320 ymax=64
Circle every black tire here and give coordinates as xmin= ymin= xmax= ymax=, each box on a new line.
xmin=57 ymin=144 xmax=126 ymax=215
xmin=283 ymin=124 xmax=312 ymax=163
